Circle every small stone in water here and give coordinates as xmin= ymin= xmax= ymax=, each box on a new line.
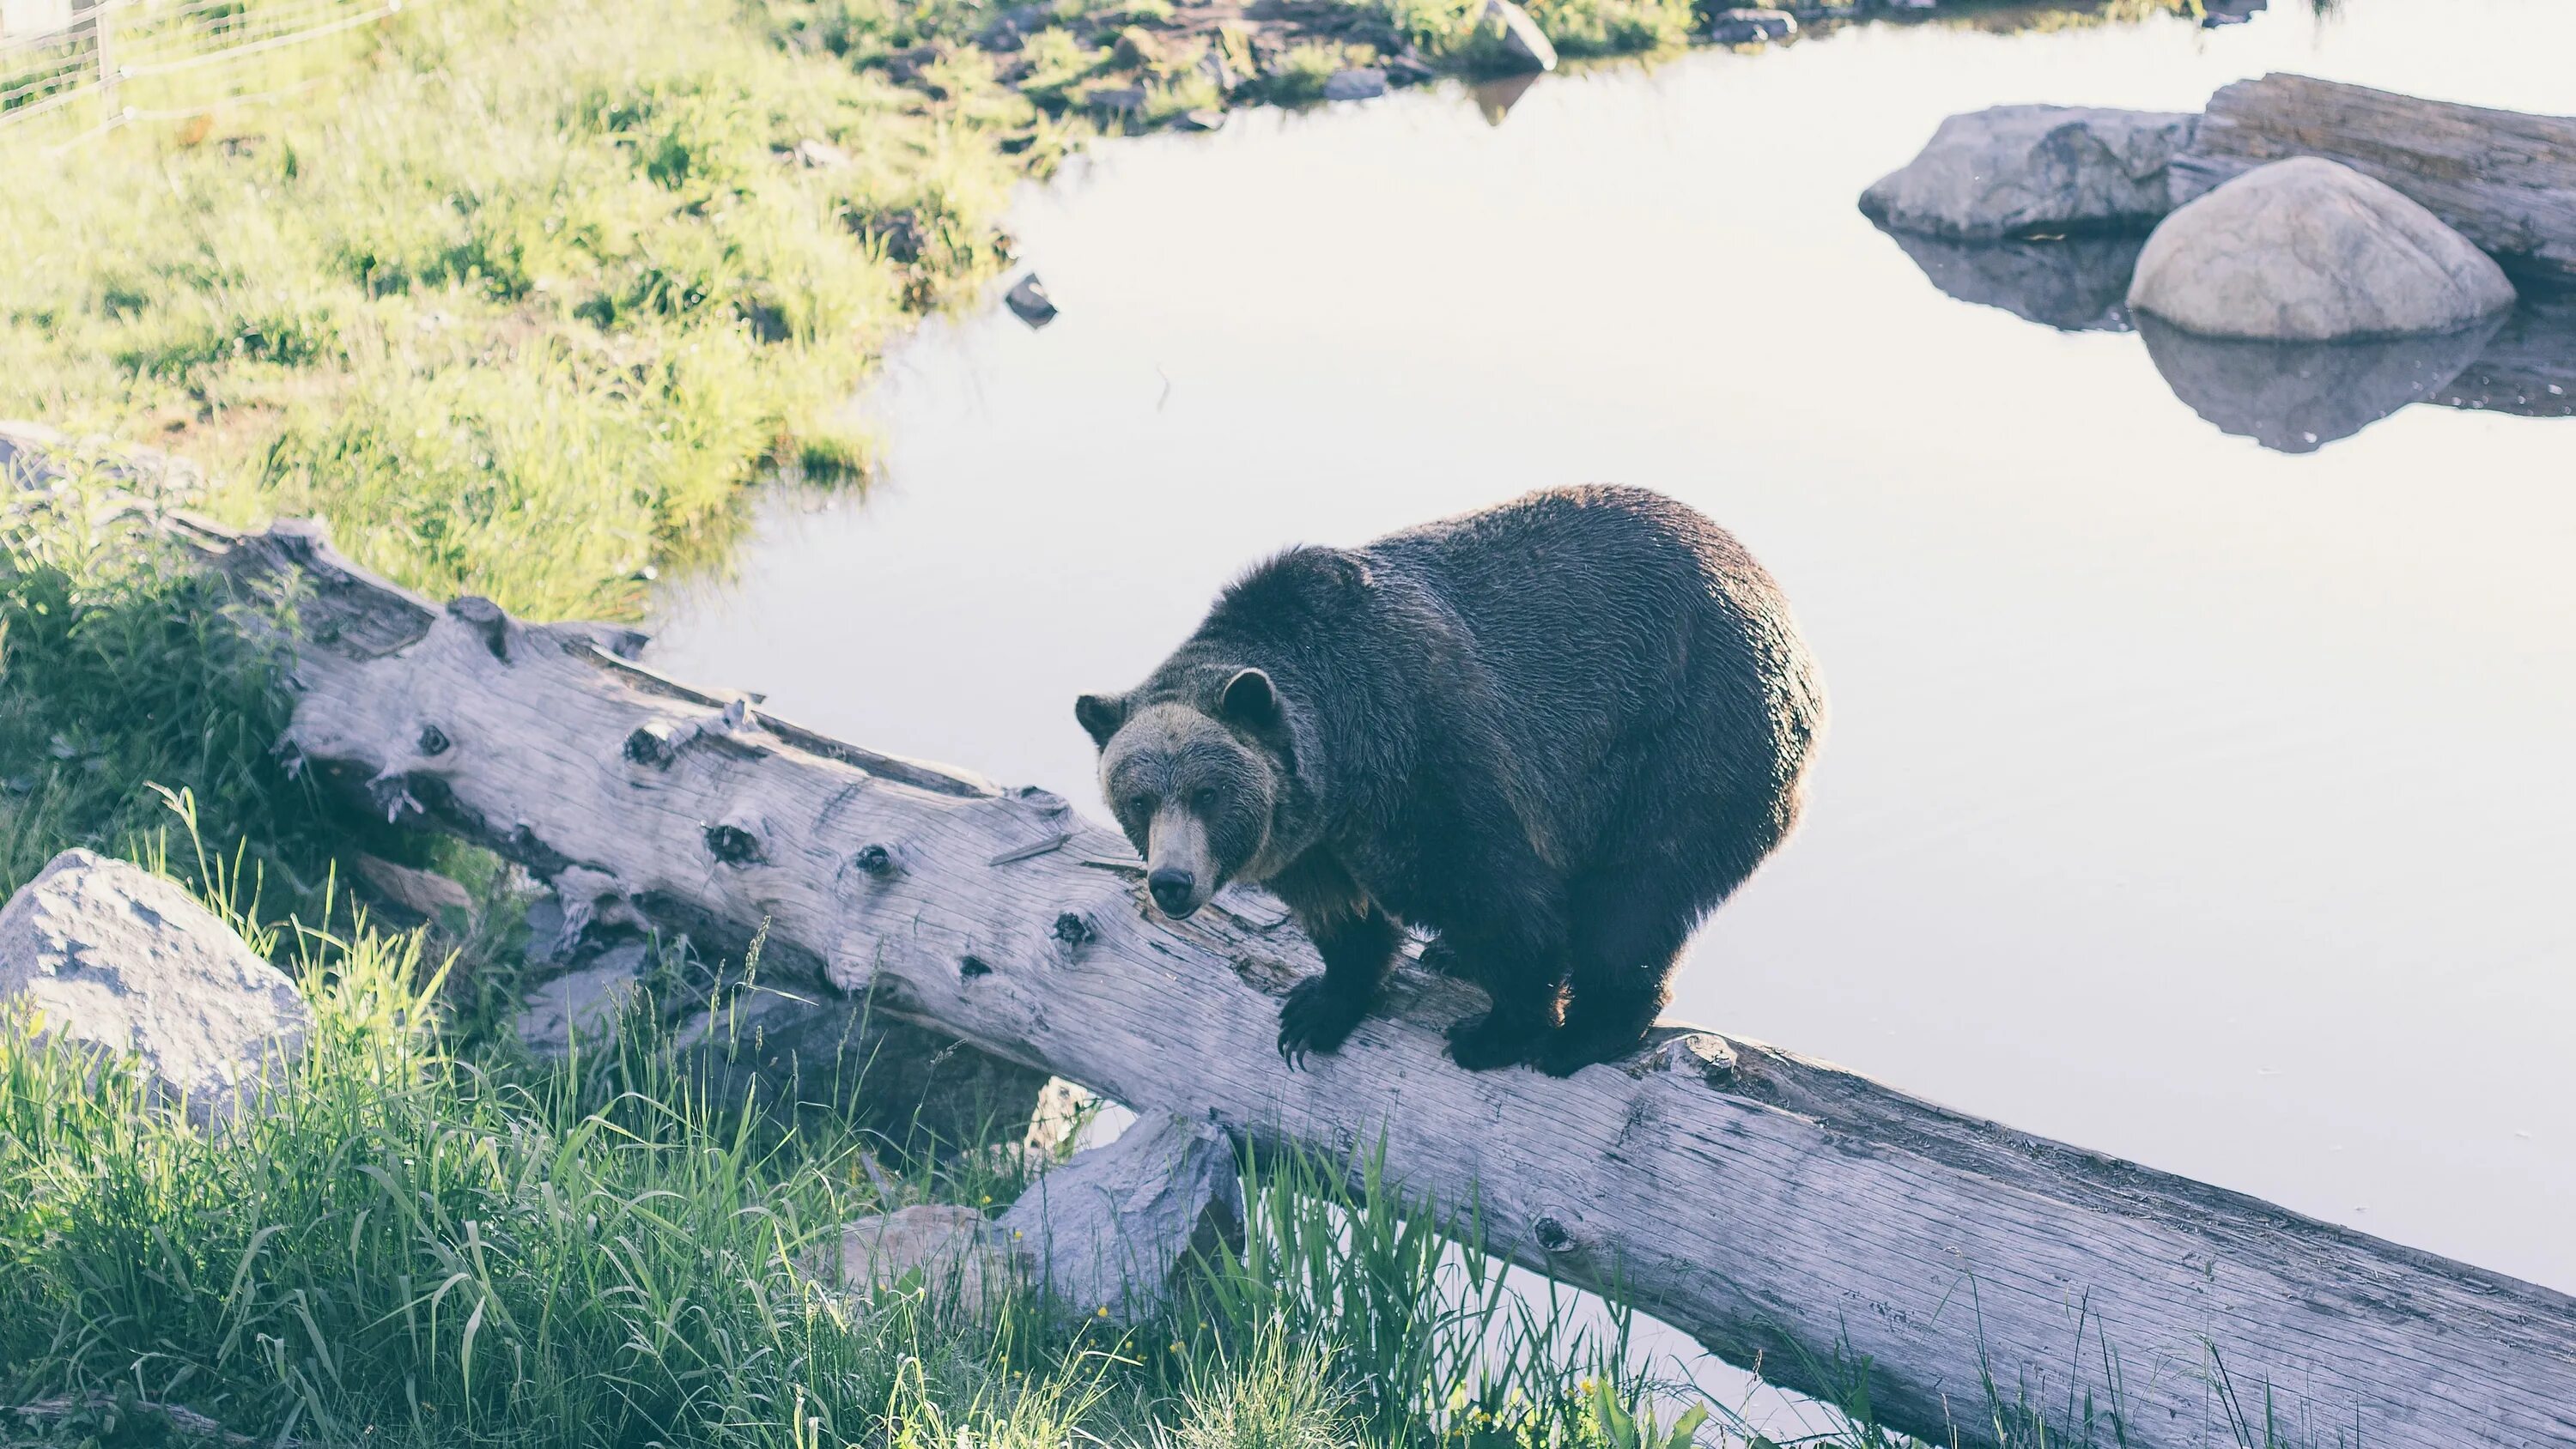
xmin=1176 ymin=108 xmax=1226 ymax=131
xmin=1005 ymin=275 xmax=1057 ymax=329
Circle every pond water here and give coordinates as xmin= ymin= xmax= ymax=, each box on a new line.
xmin=650 ymin=0 xmax=2576 ymax=1316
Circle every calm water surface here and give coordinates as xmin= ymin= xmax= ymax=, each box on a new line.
xmin=651 ymin=0 xmax=2576 ymax=1298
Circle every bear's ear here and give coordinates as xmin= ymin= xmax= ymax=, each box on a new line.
xmin=1218 ymin=668 xmax=1282 ymax=732
xmin=1075 ymin=693 xmax=1129 ymax=749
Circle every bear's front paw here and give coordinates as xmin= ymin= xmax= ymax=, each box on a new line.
xmin=1444 ymin=1010 xmax=1542 ymax=1071
xmin=1277 ymin=977 xmax=1367 ymax=1070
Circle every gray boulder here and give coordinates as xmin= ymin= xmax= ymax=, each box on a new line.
xmin=998 ymin=1109 xmax=1242 ymax=1323
xmin=1710 ymin=8 xmax=1795 ymax=44
xmin=2128 ymin=156 xmax=2517 ymax=341
xmin=1861 ymin=105 xmax=2199 ymax=241
xmin=0 ymin=849 xmax=310 ymax=1128
xmin=517 ymin=944 xmax=647 ymax=1053
xmin=807 ymin=1204 xmax=1024 ymax=1315
xmin=1321 ymin=67 xmax=1387 ymax=101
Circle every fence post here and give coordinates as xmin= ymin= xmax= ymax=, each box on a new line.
xmin=94 ymin=0 xmax=119 ymax=124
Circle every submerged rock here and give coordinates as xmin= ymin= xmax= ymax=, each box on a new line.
xmin=2128 ymin=157 xmax=2516 ymax=342
xmin=1385 ymin=51 xmax=1436 ymax=86
xmin=1322 ymin=67 xmax=1388 ymax=101
xmin=1005 ymin=274 xmax=1058 ymax=328
xmin=1710 ymin=8 xmax=1796 ymax=44
xmin=2137 ymin=311 xmax=2501 ymax=453
xmin=1175 ymin=107 xmax=1227 ymax=131
xmin=1861 ymin=105 xmax=2198 ymax=241
xmin=1877 ymin=223 xmax=2145 ymax=332
xmin=0 ymin=849 xmax=310 ymax=1129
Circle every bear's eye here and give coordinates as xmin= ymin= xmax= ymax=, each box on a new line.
xmin=1124 ymin=792 xmax=1155 ymax=819
xmin=1191 ymin=788 xmax=1218 ymax=814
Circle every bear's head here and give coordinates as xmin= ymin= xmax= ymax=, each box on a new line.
xmin=1075 ymin=667 xmax=1301 ymax=920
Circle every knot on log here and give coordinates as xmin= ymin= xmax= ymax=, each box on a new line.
xmin=416 ymin=724 xmax=452 ymax=757
xmin=853 ymin=843 xmax=898 ymax=878
xmin=624 ymin=724 xmax=677 ymax=769
xmin=1532 ymin=1215 xmax=1578 ymax=1255
xmin=447 ymin=596 xmax=512 ymax=661
xmin=705 ymin=822 xmax=764 ymax=866
xmin=959 ymin=955 xmax=995 ymax=979
xmin=1052 ymin=912 xmax=1094 ymax=948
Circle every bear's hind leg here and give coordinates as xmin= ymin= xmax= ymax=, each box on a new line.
xmin=1278 ymin=906 xmax=1400 ymax=1068
xmin=1437 ymin=919 xmax=1568 ymax=1071
xmin=1536 ymin=873 xmax=1699 ymax=1077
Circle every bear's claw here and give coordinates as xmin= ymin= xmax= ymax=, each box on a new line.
xmin=1276 ymin=977 xmax=1364 ymax=1070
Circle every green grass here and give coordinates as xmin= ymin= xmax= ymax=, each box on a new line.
xmin=0 ymin=0 xmax=1047 ymax=897
xmin=0 ymin=823 xmax=1710 ymax=1449
xmin=1 ymin=0 xmax=1039 ymax=623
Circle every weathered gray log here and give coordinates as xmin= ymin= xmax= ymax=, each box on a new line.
xmin=138 ymin=508 xmax=2576 ymax=1449
xmin=2172 ymin=74 xmax=2576 ymax=284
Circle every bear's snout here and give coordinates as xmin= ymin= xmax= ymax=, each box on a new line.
xmin=1147 ymin=867 xmax=1200 ymax=918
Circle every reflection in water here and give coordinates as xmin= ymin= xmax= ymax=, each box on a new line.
xmin=2136 ymin=312 xmax=2502 ymax=452
xmin=1883 ymin=227 xmax=2576 ymax=447
xmin=2433 ymin=291 xmax=2576 ymax=418
xmin=1471 ymin=72 xmax=1539 ymax=125
xmin=1875 ymin=223 xmax=2144 ymax=332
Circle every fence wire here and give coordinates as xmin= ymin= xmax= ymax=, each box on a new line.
xmin=1 ymin=0 xmax=414 ymax=136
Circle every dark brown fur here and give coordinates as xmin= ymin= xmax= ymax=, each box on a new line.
xmin=1078 ymin=485 xmax=1825 ymax=1075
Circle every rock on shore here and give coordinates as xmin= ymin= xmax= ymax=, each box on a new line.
xmin=2128 ymin=156 xmax=2516 ymax=341
xmin=0 ymin=849 xmax=310 ymax=1128
xmin=1861 ymin=105 xmax=2199 ymax=240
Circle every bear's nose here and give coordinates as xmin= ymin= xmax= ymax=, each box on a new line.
xmin=1147 ymin=867 xmax=1199 ymax=916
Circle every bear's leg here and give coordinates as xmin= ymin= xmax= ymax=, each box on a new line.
xmin=1536 ymin=875 xmax=1698 ymax=1077
xmin=1277 ymin=906 xmax=1400 ymax=1068
xmin=1438 ymin=917 xmax=1568 ymax=1071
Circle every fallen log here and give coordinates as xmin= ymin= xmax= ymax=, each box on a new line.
xmin=51 ymin=483 xmax=2576 ymax=1447
xmin=2172 ymin=74 xmax=2576 ymax=285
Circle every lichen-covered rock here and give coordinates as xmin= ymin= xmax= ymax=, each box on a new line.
xmin=1861 ymin=106 xmax=2198 ymax=240
xmin=2128 ymin=157 xmax=2516 ymax=342
xmin=997 ymin=1109 xmax=1241 ymax=1323
xmin=0 ymin=849 xmax=309 ymax=1128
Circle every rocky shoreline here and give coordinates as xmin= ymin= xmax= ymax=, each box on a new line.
xmin=841 ymin=0 xmax=2185 ymax=135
